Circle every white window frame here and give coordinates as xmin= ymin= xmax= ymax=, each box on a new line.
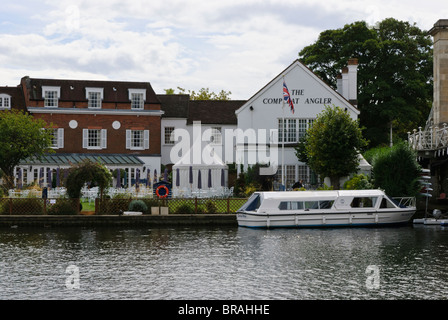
xmin=126 ymin=129 xmax=149 ymax=150
xmin=0 ymin=94 xmax=11 ymax=109
xmin=210 ymin=127 xmax=222 ymax=145
xmin=49 ymin=128 xmax=64 ymax=149
xmin=42 ymin=86 xmax=60 ymax=108
xmin=278 ymin=118 xmax=314 ymax=143
xmin=82 ymin=129 xmax=107 ymax=149
xmin=86 ymin=87 xmax=104 ymax=109
xmin=128 ymin=89 xmax=146 ymax=110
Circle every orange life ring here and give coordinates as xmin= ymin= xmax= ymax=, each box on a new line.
xmin=156 ymin=185 xmax=169 ymax=198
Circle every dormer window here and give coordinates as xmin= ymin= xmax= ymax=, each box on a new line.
xmin=86 ymin=87 xmax=104 ymax=109
xmin=129 ymin=89 xmax=146 ymax=110
xmin=0 ymin=94 xmax=11 ymax=109
xmin=42 ymin=86 xmax=60 ymax=108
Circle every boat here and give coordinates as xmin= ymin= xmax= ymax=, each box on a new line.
xmin=236 ymin=189 xmax=416 ymax=228
xmin=413 ymin=209 xmax=448 ymax=226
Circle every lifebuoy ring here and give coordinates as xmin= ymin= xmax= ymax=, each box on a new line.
xmin=156 ymin=185 xmax=169 ymax=198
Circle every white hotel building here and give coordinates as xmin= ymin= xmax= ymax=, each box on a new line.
xmin=161 ymin=58 xmax=370 ymax=190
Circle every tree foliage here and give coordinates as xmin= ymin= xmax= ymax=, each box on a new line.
xmin=295 ymin=106 xmax=368 ymax=189
xmin=369 ymin=141 xmax=421 ymax=197
xmin=164 ymin=87 xmax=232 ymax=100
xmin=299 ymin=18 xmax=433 ymax=146
xmin=66 ymin=159 xmax=112 ymax=199
xmin=0 ymin=110 xmax=54 ymax=190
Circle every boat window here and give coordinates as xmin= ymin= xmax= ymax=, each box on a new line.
xmin=319 ymin=200 xmax=334 ymax=209
xmin=238 ymin=193 xmax=261 ymax=212
xmin=380 ymin=197 xmax=397 ymax=209
xmin=279 ymin=201 xmax=303 ymax=210
xmin=350 ymin=197 xmax=378 ymax=208
xmin=304 ymin=201 xmax=319 ymax=210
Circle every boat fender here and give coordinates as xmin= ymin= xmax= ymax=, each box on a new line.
xmin=433 ymin=209 xmax=442 ymax=219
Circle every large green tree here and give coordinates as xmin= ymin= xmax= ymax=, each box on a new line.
xmin=299 ymin=18 xmax=433 ymax=146
xmin=0 ymin=110 xmax=54 ymax=190
xmin=295 ymin=106 xmax=368 ymax=189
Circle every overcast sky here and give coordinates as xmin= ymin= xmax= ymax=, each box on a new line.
xmin=1 ymin=0 xmax=446 ymax=99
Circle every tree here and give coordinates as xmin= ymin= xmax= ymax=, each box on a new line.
xmin=369 ymin=141 xmax=421 ymax=197
xmin=0 ymin=110 xmax=54 ymax=190
xmin=66 ymin=159 xmax=112 ymax=199
xmin=299 ymin=18 xmax=433 ymax=147
xmin=295 ymin=105 xmax=368 ymax=189
xmin=164 ymin=87 xmax=232 ymax=100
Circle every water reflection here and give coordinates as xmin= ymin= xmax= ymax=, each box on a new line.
xmin=0 ymin=225 xmax=448 ymax=299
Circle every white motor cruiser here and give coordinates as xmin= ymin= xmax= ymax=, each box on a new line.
xmin=236 ymin=189 xmax=416 ymax=228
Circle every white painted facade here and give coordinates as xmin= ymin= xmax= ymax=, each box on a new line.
xmin=235 ymin=59 xmax=361 ymax=189
xmin=159 ymin=59 xmax=367 ymax=190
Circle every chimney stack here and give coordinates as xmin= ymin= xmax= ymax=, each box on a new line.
xmin=347 ymin=58 xmax=358 ymax=106
xmin=430 ymin=19 xmax=448 ymax=127
xmin=337 ymin=58 xmax=358 ymax=107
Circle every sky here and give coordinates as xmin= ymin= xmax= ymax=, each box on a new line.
xmin=0 ymin=0 xmax=447 ymax=99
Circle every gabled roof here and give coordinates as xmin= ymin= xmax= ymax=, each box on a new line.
xmin=235 ymin=59 xmax=359 ymax=115
xmin=21 ymin=76 xmax=160 ymax=104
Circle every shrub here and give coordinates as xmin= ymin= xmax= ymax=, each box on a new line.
xmin=141 ymin=198 xmax=160 ymax=209
xmin=244 ymin=184 xmax=258 ymax=197
xmin=0 ymin=198 xmax=44 ymax=215
xmin=48 ymin=199 xmax=77 ymax=215
xmin=371 ymin=141 xmax=421 ymax=197
xmin=66 ymin=159 xmax=112 ymax=199
xmin=317 ymin=184 xmax=333 ymax=190
xmin=205 ymin=200 xmax=217 ymax=213
xmin=196 ymin=206 xmax=205 ymax=214
xmin=176 ymin=204 xmax=194 ymax=214
xmin=97 ymin=198 xmax=130 ymax=215
xmin=343 ymin=174 xmax=373 ymax=190
xmin=128 ymin=200 xmax=148 ymax=213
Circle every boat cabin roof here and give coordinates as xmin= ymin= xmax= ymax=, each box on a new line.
xmin=256 ymin=189 xmax=386 ymax=200
xmin=239 ymin=189 xmax=405 ymax=212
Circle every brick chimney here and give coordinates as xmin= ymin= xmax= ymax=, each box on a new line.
xmin=430 ymin=19 xmax=448 ymax=127
xmin=337 ymin=58 xmax=358 ymax=107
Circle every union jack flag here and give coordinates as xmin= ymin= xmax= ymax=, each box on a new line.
xmin=283 ymin=80 xmax=294 ymax=114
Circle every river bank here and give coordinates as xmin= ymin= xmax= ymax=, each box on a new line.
xmin=0 ymin=214 xmax=238 ymax=228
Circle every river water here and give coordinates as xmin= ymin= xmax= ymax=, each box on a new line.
xmin=0 ymin=224 xmax=447 ymax=300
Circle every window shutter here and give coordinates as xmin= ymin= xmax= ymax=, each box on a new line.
xmin=82 ymin=129 xmax=88 ymax=148
xmin=101 ymin=129 xmax=107 ymax=149
xmin=144 ymin=130 xmax=150 ymax=149
xmin=126 ymin=130 xmax=131 ymax=149
xmin=57 ymin=128 xmax=64 ymax=149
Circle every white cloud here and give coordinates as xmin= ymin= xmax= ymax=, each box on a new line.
xmin=0 ymin=0 xmax=447 ymax=98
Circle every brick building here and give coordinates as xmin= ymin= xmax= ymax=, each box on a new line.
xmin=2 ymin=76 xmax=163 ymax=187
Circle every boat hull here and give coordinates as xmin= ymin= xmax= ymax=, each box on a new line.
xmin=237 ymin=210 xmax=416 ymax=228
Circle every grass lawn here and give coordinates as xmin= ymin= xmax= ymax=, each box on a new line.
xmin=80 ymin=200 xmax=96 ymax=212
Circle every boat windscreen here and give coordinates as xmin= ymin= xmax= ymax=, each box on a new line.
xmin=238 ymin=193 xmax=261 ymax=212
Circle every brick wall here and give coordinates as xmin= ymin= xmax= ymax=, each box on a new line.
xmin=20 ymin=77 xmax=162 ymax=156
xmin=33 ymin=113 xmax=161 ymax=154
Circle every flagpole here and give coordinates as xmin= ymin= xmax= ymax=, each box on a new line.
xmin=281 ymin=76 xmax=285 ymax=190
